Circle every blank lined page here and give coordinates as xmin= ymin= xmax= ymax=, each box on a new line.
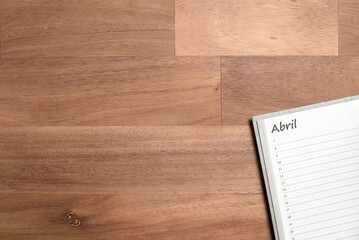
xmin=262 ymin=99 xmax=359 ymax=240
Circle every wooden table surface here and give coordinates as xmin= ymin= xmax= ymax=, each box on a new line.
xmin=1 ymin=0 xmax=359 ymax=239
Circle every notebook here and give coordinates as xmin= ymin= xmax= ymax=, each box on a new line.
xmin=253 ymin=95 xmax=359 ymax=240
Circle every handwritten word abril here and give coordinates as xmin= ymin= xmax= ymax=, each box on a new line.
xmin=271 ymin=119 xmax=297 ymax=133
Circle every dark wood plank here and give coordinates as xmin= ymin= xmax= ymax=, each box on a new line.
xmin=222 ymin=56 xmax=359 ymax=125
xmin=339 ymin=0 xmax=359 ymax=55
xmin=0 ymin=0 xmax=174 ymax=58
xmin=0 ymin=57 xmax=220 ymax=126
xmin=176 ymin=0 xmax=338 ymax=56
xmin=0 ymin=126 xmax=262 ymax=194
xmin=0 ymin=193 xmax=271 ymax=240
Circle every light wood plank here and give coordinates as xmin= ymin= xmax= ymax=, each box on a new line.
xmin=0 ymin=0 xmax=174 ymax=57
xmin=0 ymin=193 xmax=271 ymax=240
xmin=222 ymin=56 xmax=359 ymax=125
xmin=0 ymin=57 xmax=220 ymax=126
xmin=0 ymin=126 xmax=262 ymax=194
xmin=0 ymin=0 xmax=2 ymax=59
xmin=339 ymin=0 xmax=359 ymax=55
xmin=175 ymin=0 xmax=338 ymax=56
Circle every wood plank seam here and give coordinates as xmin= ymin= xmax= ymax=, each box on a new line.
xmin=220 ymin=56 xmax=223 ymax=125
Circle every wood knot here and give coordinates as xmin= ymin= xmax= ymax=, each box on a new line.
xmin=65 ymin=212 xmax=81 ymax=227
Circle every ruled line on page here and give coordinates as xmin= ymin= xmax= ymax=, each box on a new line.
xmin=303 ymin=226 xmax=359 ymax=240
xmin=281 ymin=148 xmax=359 ymax=166
xmin=338 ymin=233 xmax=359 ymax=240
xmin=293 ymin=212 xmax=359 ymax=228
xmin=289 ymin=197 xmax=359 ymax=214
xmin=277 ymin=142 xmax=359 ymax=160
xmin=287 ymin=182 xmax=359 ymax=200
xmin=289 ymin=204 xmax=359 ymax=222
xmin=283 ymin=162 xmax=359 ymax=181
xmin=285 ymin=168 xmax=359 ymax=187
xmin=282 ymin=155 xmax=359 ymax=174
xmin=276 ymin=134 xmax=359 ymax=153
xmin=293 ymin=219 xmax=359 ymax=236
xmin=285 ymin=176 xmax=359 ymax=194
xmin=275 ymin=127 xmax=359 ymax=146
xmin=288 ymin=189 xmax=359 ymax=207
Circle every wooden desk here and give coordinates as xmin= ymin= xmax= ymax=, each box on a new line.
xmin=1 ymin=0 xmax=358 ymax=239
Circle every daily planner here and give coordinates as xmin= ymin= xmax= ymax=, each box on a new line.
xmin=253 ymin=95 xmax=359 ymax=240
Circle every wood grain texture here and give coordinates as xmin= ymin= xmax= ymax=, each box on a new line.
xmin=222 ymin=56 xmax=359 ymax=125
xmin=0 ymin=126 xmax=262 ymax=194
xmin=339 ymin=0 xmax=359 ymax=55
xmin=0 ymin=0 xmax=174 ymax=58
xmin=175 ymin=0 xmax=338 ymax=56
xmin=0 ymin=57 xmax=220 ymax=126
xmin=0 ymin=193 xmax=271 ymax=240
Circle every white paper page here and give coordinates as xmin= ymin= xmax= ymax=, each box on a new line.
xmin=262 ymin=99 xmax=359 ymax=240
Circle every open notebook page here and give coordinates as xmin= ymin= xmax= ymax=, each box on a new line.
xmin=260 ymin=98 xmax=359 ymax=240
